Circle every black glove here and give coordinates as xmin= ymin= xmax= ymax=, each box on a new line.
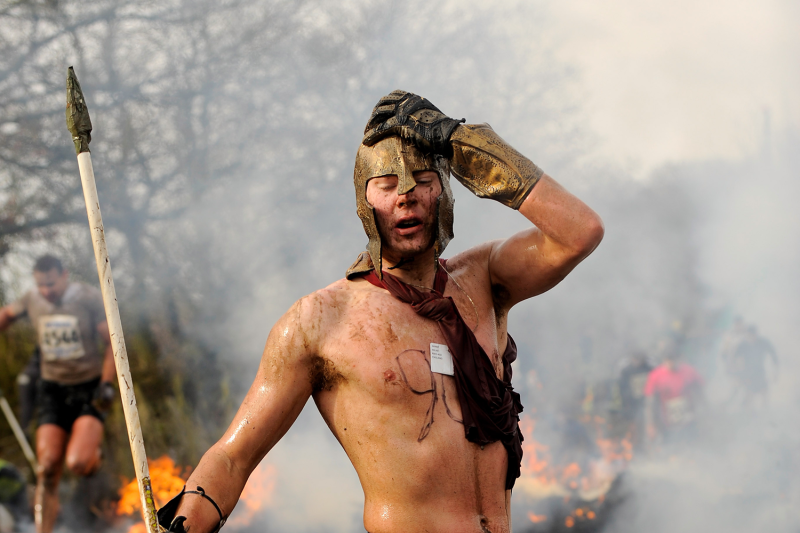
xmin=92 ymin=381 xmax=116 ymax=412
xmin=362 ymin=90 xmax=464 ymax=156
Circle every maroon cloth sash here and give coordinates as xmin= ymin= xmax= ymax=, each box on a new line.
xmin=361 ymin=260 xmax=523 ymax=490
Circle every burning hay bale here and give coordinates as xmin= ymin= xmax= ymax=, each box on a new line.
xmin=516 ymin=415 xmax=630 ymax=532
xmin=520 ymin=474 xmax=626 ymax=533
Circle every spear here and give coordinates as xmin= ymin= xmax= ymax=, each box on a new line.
xmin=66 ymin=66 xmax=158 ymax=533
xmin=0 ymin=385 xmax=37 ymax=474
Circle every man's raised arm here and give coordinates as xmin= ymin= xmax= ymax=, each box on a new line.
xmin=445 ymin=121 xmax=603 ymax=308
xmin=488 ymin=172 xmax=604 ymax=307
xmin=159 ymin=299 xmax=319 ymax=533
xmin=359 ymin=91 xmax=603 ymax=310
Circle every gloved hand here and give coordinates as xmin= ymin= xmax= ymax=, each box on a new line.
xmin=362 ymin=90 xmax=464 ymax=156
xmin=92 ymin=381 xmax=116 ymax=412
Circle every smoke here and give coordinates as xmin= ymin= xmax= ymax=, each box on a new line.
xmin=1 ymin=0 xmax=798 ymax=531
xmin=598 ymin=128 xmax=800 ymax=533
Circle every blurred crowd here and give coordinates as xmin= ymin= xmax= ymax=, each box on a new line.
xmin=519 ymin=316 xmax=783 ymax=532
xmin=525 ymin=315 xmax=781 ymax=460
xmin=620 ymin=316 xmax=778 ymax=452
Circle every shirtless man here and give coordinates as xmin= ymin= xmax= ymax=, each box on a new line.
xmin=0 ymin=255 xmax=116 ymax=533
xmin=158 ymin=91 xmax=603 ymax=533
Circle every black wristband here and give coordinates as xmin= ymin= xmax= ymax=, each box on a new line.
xmin=157 ymin=485 xmax=226 ymax=533
xmin=185 ymin=486 xmax=225 ymax=528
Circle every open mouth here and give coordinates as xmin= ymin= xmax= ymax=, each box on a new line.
xmin=396 ymin=218 xmax=422 ymax=229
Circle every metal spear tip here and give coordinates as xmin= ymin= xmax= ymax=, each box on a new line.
xmin=66 ymin=66 xmax=92 ymax=154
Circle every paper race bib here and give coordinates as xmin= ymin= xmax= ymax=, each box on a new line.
xmin=39 ymin=314 xmax=85 ymax=362
xmin=665 ymin=396 xmax=694 ymax=426
xmin=430 ymin=343 xmax=454 ymax=376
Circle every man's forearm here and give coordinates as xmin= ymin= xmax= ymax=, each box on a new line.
xmin=170 ymin=447 xmax=249 ymax=532
xmin=449 ymin=123 xmax=543 ymax=209
xmin=447 ymin=122 xmax=603 ymax=258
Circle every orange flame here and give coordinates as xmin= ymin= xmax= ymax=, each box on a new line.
xmin=117 ymin=456 xmax=191 ymax=516
xmin=226 ymin=462 xmax=277 ymax=527
xmin=518 ymin=413 xmax=632 ymax=523
xmin=118 ymin=457 xmax=276 ymax=533
xmin=519 ymin=417 xmax=555 ymax=485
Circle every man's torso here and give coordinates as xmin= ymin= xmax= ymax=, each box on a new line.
xmin=13 ymin=282 xmax=104 ymax=385
xmin=308 ymin=252 xmax=515 ymax=533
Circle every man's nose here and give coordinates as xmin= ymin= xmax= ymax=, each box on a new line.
xmin=396 ymin=190 xmax=417 ymax=207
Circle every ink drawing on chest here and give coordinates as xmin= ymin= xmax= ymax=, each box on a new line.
xmin=158 ymin=90 xmax=603 ymax=533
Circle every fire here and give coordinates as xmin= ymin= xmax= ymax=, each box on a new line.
xmin=520 ymin=413 xmax=633 ymax=525
xmin=519 ymin=416 xmax=551 ymax=480
xmin=116 ymin=457 xmax=276 ymax=532
xmin=596 ymin=435 xmax=633 ymax=463
xmin=226 ymin=462 xmax=277 ymax=527
xmin=117 ymin=456 xmax=191 ymax=516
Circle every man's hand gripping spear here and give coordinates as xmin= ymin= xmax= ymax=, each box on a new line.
xmin=66 ymin=67 xmax=160 ymax=533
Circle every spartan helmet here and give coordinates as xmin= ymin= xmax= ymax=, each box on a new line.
xmin=353 ymin=136 xmax=454 ymax=278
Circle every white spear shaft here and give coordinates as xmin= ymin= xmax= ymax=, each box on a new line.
xmin=0 ymin=387 xmax=37 ymax=474
xmin=67 ymin=67 xmax=158 ymax=533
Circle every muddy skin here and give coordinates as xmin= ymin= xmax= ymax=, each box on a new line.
xmin=309 ymin=355 xmax=343 ymax=393
xmin=387 ymin=257 xmax=414 ymax=270
xmin=395 ymin=349 xmax=462 ymax=441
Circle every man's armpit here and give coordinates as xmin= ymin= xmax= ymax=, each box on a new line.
xmin=491 ymin=283 xmax=511 ymax=321
xmin=309 ymin=355 xmax=344 ymax=393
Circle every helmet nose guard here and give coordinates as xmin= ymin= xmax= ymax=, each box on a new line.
xmin=396 ymin=145 xmax=419 ymax=196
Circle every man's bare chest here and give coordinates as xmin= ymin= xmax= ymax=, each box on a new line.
xmin=316 ymin=292 xmax=502 ymax=403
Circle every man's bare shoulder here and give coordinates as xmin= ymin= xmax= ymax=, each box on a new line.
xmin=444 ymin=241 xmax=499 ymax=279
xmin=288 ymin=276 xmax=388 ymax=330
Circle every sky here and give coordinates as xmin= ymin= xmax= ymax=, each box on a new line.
xmin=542 ymin=0 xmax=798 ymax=174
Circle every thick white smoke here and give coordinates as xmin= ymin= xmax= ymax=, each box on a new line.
xmin=2 ymin=0 xmax=797 ymax=531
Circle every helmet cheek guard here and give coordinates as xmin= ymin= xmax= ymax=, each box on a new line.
xmin=348 ymin=136 xmax=454 ymax=279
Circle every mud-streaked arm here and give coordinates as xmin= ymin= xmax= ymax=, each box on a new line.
xmin=447 ymin=123 xmax=603 ymax=309
xmin=171 ymin=299 xmax=320 ymax=532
